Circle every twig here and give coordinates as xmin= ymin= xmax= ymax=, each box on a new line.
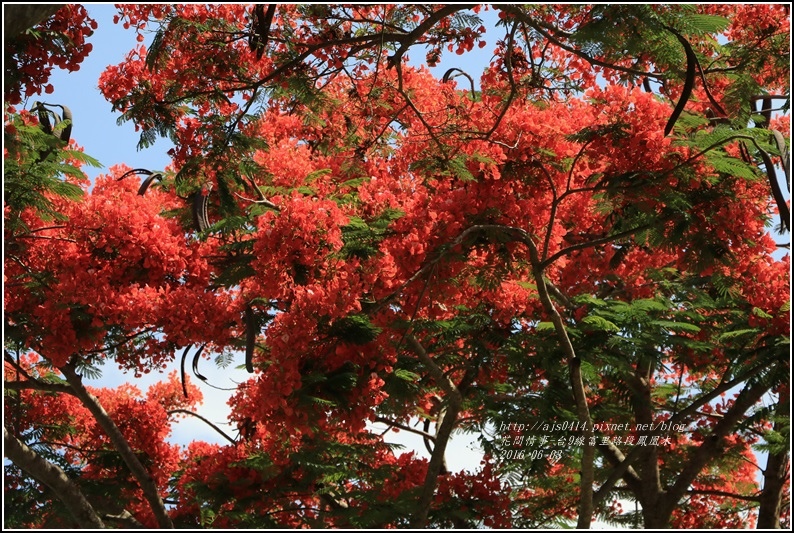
xmin=373 ymin=416 xmax=437 ymax=442
xmin=167 ymin=409 xmax=237 ymax=445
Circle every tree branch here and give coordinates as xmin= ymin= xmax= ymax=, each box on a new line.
xmin=541 ymin=223 xmax=654 ymax=269
xmin=406 ymin=335 xmax=462 ymax=528
xmin=658 ymin=378 xmax=773 ymax=522
xmin=60 ymin=361 xmax=174 ymax=529
xmin=4 ymin=425 xmax=105 ymax=529
xmin=3 ymin=379 xmax=74 ymax=394
xmin=757 ymin=396 xmax=790 ymax=528
xmin=526 ymin=239 xmax=596 ymax=528
xmin=668 ymin=359 xmax=775 ymax=426
xmin=498 ymin=6 xmax=664 ymax=80
xmin=4 ymin=351 xmax=74 ymax=395
xmin=167 ymin=409 xmax=237 ymax=445
xmin=103 ymin=509 xmax=146 ymax=528
xmin=688 ymin=488 xmax=762 ymax=503
xmin=373 ymin=416 xmax=437 ymax=442
xmin=3 ymin=4 xmax=63 ymax=36
xmin=593 ymin=440 xmax=644 ymax=506
xmin=387 ymin=5 xmax=476 ymax=67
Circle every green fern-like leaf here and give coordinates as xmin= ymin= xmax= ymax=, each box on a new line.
xmin=649 ymin=319 xmax=702 ymax=333
xmin=327 ymin=314 xmax=382 ymax=345
xmin=582 ymin=315 xmax=621 ymax=333
xmin=680 ymin=14 xmax=730 ymax=35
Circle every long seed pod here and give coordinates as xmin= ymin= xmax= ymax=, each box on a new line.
xmin=32 ymin=101 xmax=58 ymax=135
xmin=756 ymin=96 xmax=773 ymax=129
xmin=245 ymin=304 xmax=256 ymax=373
xmin=115 ymin=168 xmax=165 ymax=196
xmin=192 ymin=344 xmax=208 ymax=382
xmin=31 ymin=101 xmax=65 ymax=162
xmin=137 ymin=172 xmax=163 ymax=196
xmin=180 ymin=345 xmax=192 ymax=398
xmin=32 ymin=102 xmax=72 ymax=143
xmin=57 ymin=104 xmax=72 ymax=144
xmin=192 ymin=187 xmax=211 ymax=231
xmin=442 ymin=67 xmax=475 ymax=94
xmin=664 ymin=28 xmax=697 ymax=137
xmin=771 ymin=129 xmax=790 ymax=191
xmin=423 ymin=417 xmax=434 ymax=454
xmin=117 ymin=168 xmax=156 ymax=181
xmin=759 ymin=149 xmax=791 ymax=232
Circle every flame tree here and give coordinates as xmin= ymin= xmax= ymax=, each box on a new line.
xmin=4 ymin=4 xmax=790 ymax=528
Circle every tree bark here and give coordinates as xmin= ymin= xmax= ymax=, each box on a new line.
xmin=651 ymin=379 xmax=773 ymax=527
xmin=4 ymin=4 xmax=64 ymax=36
xmin=408 ymin=335 xmax=463 ymax=528
xmin=757 ymin=397 xmax=790 ymax=529
xmin=4 ymin=426 xmax=105 ymax=529
xmin=528 ymin=243 xmax=595 ymax=529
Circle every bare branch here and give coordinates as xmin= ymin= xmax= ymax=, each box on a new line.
xmin=103 ymin=509 xmax=146 ymax=528
xmin=688 ymin=488 xmax=762 ymax=503
xmin=167 ymin=409 xmax=237 ymax=445
xmin=373 ymin=416 xmax=437 ymax=442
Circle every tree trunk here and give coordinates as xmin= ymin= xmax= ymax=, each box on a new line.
xmin=652 ymin=379 xmax=772 ymax=528
xmin=757 ymin=398 xmax=790 ymax=529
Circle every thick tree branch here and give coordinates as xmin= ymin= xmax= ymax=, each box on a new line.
xmin=527 ymin=242 xmax=595 ymax=528
xmin=757 ymin=396 xmax=790 ymax=529
xmin=4 ymin=426 xmax=105 ymax=529
xmin=593 ymin=441 xmax=644 ymax=505
xmin=4 ymin=4 xmax=63 ymax=36
xmin=637 ymin=360 xmax=664 ymax=512
xmin=406 ymin=335 xmax=462 ymax=528
xmin=103 ymin=509 xmax=145 ymax=528
xmin=3 ymin=379 xmax=74 ymax=394
xmin=378 ymin=221 xmax=598 ymax=527
xmin=387 ymin=5 xmax=476 ymax=67
xmin=596 ymin=358 xmax=781 ymax=523
xmin=60 ymin=361 xmax=174 ymax=529
xmin=657 ymin=378 xmax=773 ymax=523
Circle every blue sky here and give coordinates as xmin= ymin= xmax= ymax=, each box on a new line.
xmin=43 ymin=4 xmax=173 ymax=181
